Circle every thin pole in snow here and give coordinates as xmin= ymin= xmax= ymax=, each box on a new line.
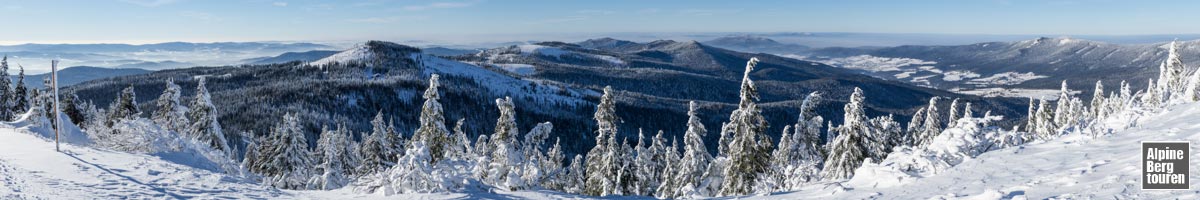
xmin=52 ymin=60 xmax=60 ymax=152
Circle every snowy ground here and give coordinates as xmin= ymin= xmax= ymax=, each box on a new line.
xmin=5 ymin=103 xmax=1200 ymax=199
xmin=753 ymin=102 xmax=1200 ymax=199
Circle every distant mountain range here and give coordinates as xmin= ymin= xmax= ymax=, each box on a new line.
xmin=63 ymin=40 xmax=1027 ymax=158
xmin=241 ymin=50 xmax=341 ymax=65
xmin=2 ymin=42 xmax=336 ymax=72
xmin=18 ymin=66 xmax=152 ymax=88
xmin=702 ymin=35 xmax=810 ymax=55
xmin=805 ymin=37 xmax=1199 ymax=98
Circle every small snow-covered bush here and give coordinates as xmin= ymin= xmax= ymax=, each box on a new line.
xmin=878 ymin=115 xmax=1010 ymax=177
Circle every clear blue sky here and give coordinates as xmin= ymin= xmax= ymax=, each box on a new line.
xmin=3 ymin=0 xmax=1198 ymax=44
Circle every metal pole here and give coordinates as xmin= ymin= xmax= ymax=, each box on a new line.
xmin=52 ymin=60 xmax=60 ymax=152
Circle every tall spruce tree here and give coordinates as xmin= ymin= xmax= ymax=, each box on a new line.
xmin=0 ymin=56 xmax=11 ymax=120
xmin=585 ymin=86 xmax=621 ymax=196
xmin=820 ymin=87 xmax=869 ymax=180
xmin=186 ymin=78 xmax=230 ymax=156
xmin=665 ymin=101 xmax=712 ymax=198
xmin=153 ymin=78 xmax=189 ymax=133
xmin=412 ymin=74 xmax=450 ymax=163
xmin=917 ymin=97 xmax=941 ymax=146
xmin=486 ymin=97 xmax=522 ymax=190
xmin=717 ymin=57 xmax=772 ymax=196
xmin=105 ymin=86 xmax=140 ymax=127
xmin=358 ymin=112 xmax=394 ymax=174
xmin=12 ymin=65 xmax=28 ymax=116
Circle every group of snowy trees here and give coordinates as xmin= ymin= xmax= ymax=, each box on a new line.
xmin=0 ymin=56 xmax=34 ymax=121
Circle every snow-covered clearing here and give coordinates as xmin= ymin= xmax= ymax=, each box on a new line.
xmin=967 ymin=72 xmax=1049 ymax=86
xmin=953 ymin=87 xmax=1078 ymax=100
xmin=819 ymin=55 xmax=936 ymax=72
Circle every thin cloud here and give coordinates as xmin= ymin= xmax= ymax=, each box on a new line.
xmin=119 ymin=0 xmax=181 ymax=7
xmin=576 ymin=10 xmax=615 ymax=15
xmin=346 ymin=16 xmax=429 ymax=24
xmin=180 ymin=11 xmax=221 ymax=22
xmin=403 ymin=1 xmax=477 ymax=11
xmin=272 ymin=2 xmax=288 ymax=7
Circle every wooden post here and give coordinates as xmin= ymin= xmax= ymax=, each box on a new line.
xmin=52 ymin=60 xmax=60 ymax=152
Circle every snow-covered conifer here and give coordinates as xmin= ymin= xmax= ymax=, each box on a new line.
xmin=186 ymin=78 xmax=231 ymax=156
xmin=667 ymin=101 xmax=712 ymax=198
xmin=486 ymin=97 xmax=523 ymax=190
xmin=906 ymin=107 xmax=926 ymax=146
xmin=412 ymin=74 xmax=450 ymax=163
xmin=105 ymin=86 xmax=140 ymax=127
xmin=153 ymin=78 xmax=189 ymax=133
xmin=717 ymin=57 xmax=772 ymax=196
xmin=820 ymin=87 xmax=869 ymax=180
xmin=917 ymin=97 xmax=941 ymax=146
xmin=358 ymin=112 xmax=394 ymax=174
xmin=947 ymin=98 xmax=961 ymax=128
xmin=12 ymin=64 xmax=28 ymax=116
xmin=0 ymin=56 xmax=12 ymax=120
xmin=585 ymin=87 xmax=622 ymax=196
xmin=253 ymin=113 xmax=313 ymax=189
xmin=1053 ymin=81 xmax=1072 ymax=127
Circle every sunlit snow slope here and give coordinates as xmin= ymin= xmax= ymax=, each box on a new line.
xmin=756 ymin=102 xmax=1200 ymax=199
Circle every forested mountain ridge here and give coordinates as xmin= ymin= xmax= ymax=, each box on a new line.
xmin=63 ymin=40 xmax=1026 ymax=159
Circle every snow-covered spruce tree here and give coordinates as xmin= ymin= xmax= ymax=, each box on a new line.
xmin=309 ymin=125 xmax=352 ymax=190
xmin=253 ymin=113 xmax=313 ymax=189
xmin=632 ymin=129 xmax=665 ymax=196
xmin=1025 ymin=97 xmax=1036 ymax=133
xmin=412 ymin=74 xmax=450 ymax=163
xmin=717 ymin=57 xmax=772 ymax=196
xmin=242 ymin=131 xmax=262 ymax=171
xmin=917 ymin=97 xmax=941 ymax=147
xmin=541 ymin=138 xmax=567 ymax=191
xmin=584 ymin=86 xmax=621 ymax=196
xmin=519 ymin=122 xmax=553 ymax=189
xmin=1163 ymin=40 xmax=1187 ymax=99
xmin=1034 ymin=98 xmax=1056 ymax=140
xmin=382 ymin=140 xmax=436 ymax=194
xmin=665 ymin=101 xmax=712 ymax=198
xmin=486 ymin=97 xmax=524 ymax=191
xmin=1143 ymin=79 xmax=1162 ymax=108
xmin=947 ymin=98 xmax=961 ymax=128
xmin=618 ymin=138 xmax=637 ymax=196
xmin=186 ymin=78 xmax=231 ymax=157
xmin=1053 ymin=81 xmax=1072 ymax=128
xmin=867 ymin=114 xmax=902 ymax=162
xmin=820 ymin=87 xmax=869 ymax=180
xmin=446 ymin=119 xmax=472 ymax=161
xmin=153 ymin=78 xmax=189 ymax=133
xmin=12 ymin=64 xmax=28 ymax=116
xmin=905 ymin=107 xmax=926 ymax=147
xmin=358 ymin=112 xmax=394 ymax=174
xmin=788 ymin=92 xmax=826 ymax=186
xmin=1091 ymin=80 xmax=1107 ymax=118
xmin=654 ymin=136 xmax=680 ymax=198
xmin=0 ymin=56 xmax=11 ymax=120
xmin=471 ymin=134 xmax=490 ymax=180
xmin=1183 ymin=65 xmax=1200 ymax=102
xmin=105 ymin=86 xmax=140 ymax=128
xmin=564 ymin=155 xmax=586 ymax=194
xmin=757 ymin=125 xmax=793 ymax=194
